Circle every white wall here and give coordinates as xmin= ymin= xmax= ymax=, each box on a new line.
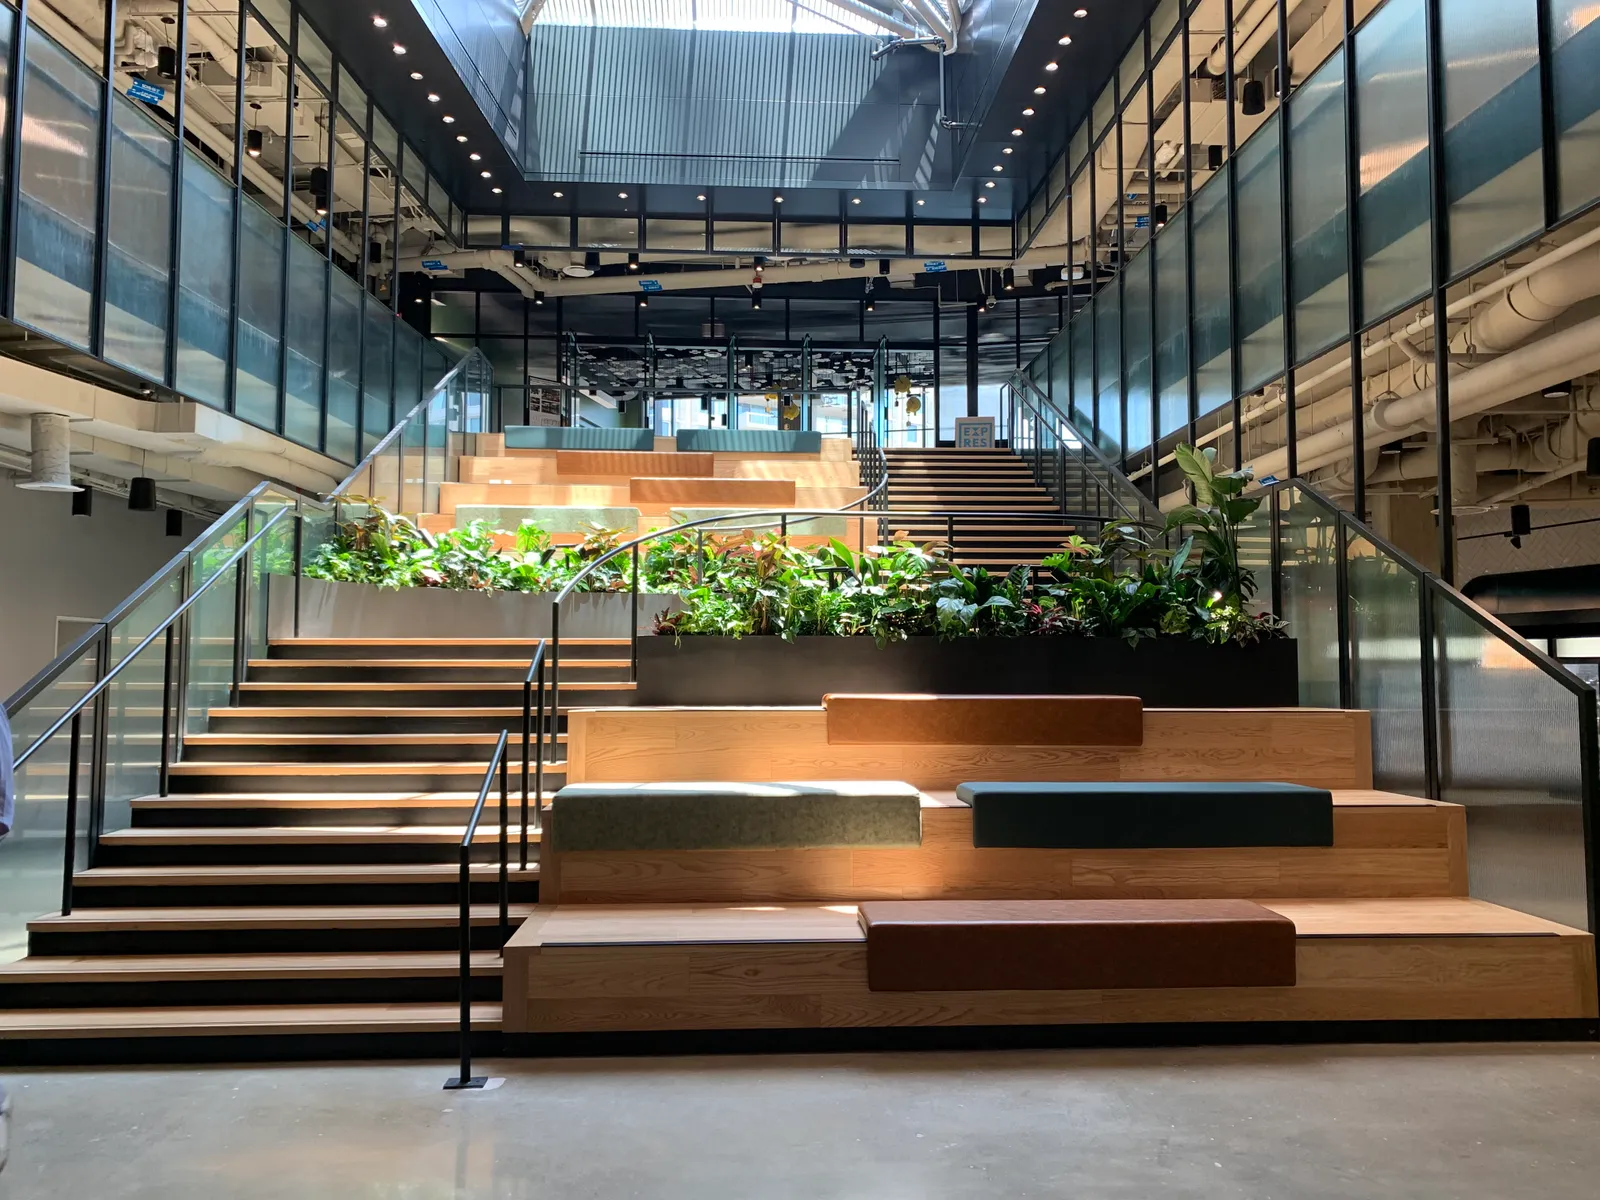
xmin=0 ymin=481 xmax=183 ymax=701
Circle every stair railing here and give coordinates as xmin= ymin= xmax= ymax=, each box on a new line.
xmin=444 ymin=728 xmax=511 ymax=1092
xmin=1 ymin=349 xmax=493 ymax=956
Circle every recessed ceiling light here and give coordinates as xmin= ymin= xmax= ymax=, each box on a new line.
xmin=1011 ymin=128 xmax=1023 ymax=136
xmin=442 ymin=115 xmax=455 ymax=123
xmin=1022 ymin=107 xmax=1035 ymax=116
xmin=469 ymin=152 xmax=481 ymax=161
xmin=993 ymin=165 xmax=1003 ymax=172
xmin=985 ymin=181 xmax=997 ymax=188
xmin=491 ymin=187 xmax=502 ymax=194
xmin=553 ymin=190 xmax=564 ymax=198
xmin=774 ymin=195 xmax=784 ymax=203
xmin=1045 ymin=62 xmax=1058 ymax=72
xmin=619 ymin=191 xmax=629 ymax=199
xmin=372 ymin=15 xmax=388 ymax=28
xmin=977 ymin=196 xmax=987 ymax=203
xmin=696 ymin=193 xmax=707 ymax=201
xmin=1033 ymin=86 xmax=1046 ymax=95
xmin=392 ymin=43 xmax=406 ymax=55
xmin=916 ymin=198 xmax=926 ymax=206
xmin=851 ymin=197 xmax=861 ymax=204
xmin=1058 ymin=35 xmax=1072 ymax=45
xmin=427 ymin=93 xmax=440 ymax=102
xmin=409 ymin=71 xmax=423 ymax=80
xmin=1003 ymin=147 xmax=1014 ymax=155
xmin=480 ymin=170 xmax=491 ymax=178
xmin=455 ymin=134 xmax=467 ymax=143
xmin=1074 ymin=7 xmax=1088 ymax=16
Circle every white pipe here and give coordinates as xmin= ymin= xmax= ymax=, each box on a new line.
xmin=124 ymin=0 xmax=239 ymax=77
xmin=901 ymin=0 xmax=955 ymax=47
xmin=1481 ymin=460 xmax=1587 ymax=506
xmin=15 ymin=413 xmax=79 ymax=492
xmin=800 ymin=0 xmax=919 ymax=37
xmin=1204 ymin=0 xmax=1277 ymax=75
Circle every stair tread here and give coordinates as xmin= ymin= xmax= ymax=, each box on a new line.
xmin=74 ymin=862 xmax=538 ymax=885
xmin=100 ymin=825 xmax=542 ymax=844
xmin=167 ymin=761 xmax=566 ymax=775
xmin=0 ymin=1001 xmax=504 ymax=1038
xmin=209 ymin=708 xmax=576 ymax=719
xmin=184 ymin=732 xmax=568 ymax=746
xmin=249 ymin=658 xmax=630 ymax=669
xmin=272 ymin=638 xmax=626 ymax=646
xmin=131 ymin=791 xmax=556 ymax=808
xmin=237 ymin=681 xmax=634 ymax=692
xmin=0 ymin=951 xmax=505 ymax=983
xmin=29 ymin=904 xmax=537 ymax=932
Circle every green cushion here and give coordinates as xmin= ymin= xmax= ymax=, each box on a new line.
xmin=675 ymin=430 xmax=823 ymax=454
xmin=957 ymin=782 xmax=1334 ymax=849
xmin=506 ymin=427 xmax=655 ymax=451
xmin=550 ymin=781 xmax=923 ymax=851
xmin=454 ymin=505 xmax=640 ymax=534
xmin=669 ymin=508 xmax=849 ymax=537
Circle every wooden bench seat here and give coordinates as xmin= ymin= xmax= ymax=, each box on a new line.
xmin=957 ymin=781 xmax=1334 ymax=849
xmin=857 ymin=899 xmax=1298 ymax=991
xmin=824 ymin=694 xmax=1143 ymax=746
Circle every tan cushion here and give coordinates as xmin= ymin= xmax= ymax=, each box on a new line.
xmin=629 ymin=477 xmax=797 ymax=507
xmin=822 ymin=694 xmax=1143 ymax=746
xmin=858 ymin=899 xmax=1297 ymax=991
xmin=555 ymin=450 xmax=714 ymax=478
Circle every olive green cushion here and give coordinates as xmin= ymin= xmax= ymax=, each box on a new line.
xmin=550 ymin=781 xmax=923 ymax=851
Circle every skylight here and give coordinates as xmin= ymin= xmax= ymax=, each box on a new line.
xmin=530 ymin=0 xmax=921 ymax=37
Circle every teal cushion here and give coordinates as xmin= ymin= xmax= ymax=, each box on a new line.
xmin=454 ymin=505 xmax=640 ymax=534
xmin=957 ymin=782 xmax=1335 ymax=849
xmin=551 ymin=781 xmax=923 ymax=851
xmin=675 ymin=430 xmax=823 ymax=454
xmin=505 ymin=427 xmax=655 ymax=451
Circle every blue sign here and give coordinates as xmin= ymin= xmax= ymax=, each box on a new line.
xmin=1259 ymin=474 xmax=1280 ymax=486
xmin=421 ymin=259 xmax=448 ymax=272
xmin=923 ymin=261 xmax=948 ymax=274
xmin=128 ymin=79 xmax=166 ymax=104
xmin=1134 ymin=215 xmax=1151 ymax=229
xmin=639 ymin=279 xmax=663 ymax=292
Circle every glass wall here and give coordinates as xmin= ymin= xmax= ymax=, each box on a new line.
xmin=1019 ymin=0 xmax=1600 ymax=511
xmin=0 ymin=3 xmax=465 ymax=466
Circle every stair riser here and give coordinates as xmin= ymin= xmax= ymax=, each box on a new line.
xmin=0 ymin=976 xmax=502 ymax=1011
xmin=131 ymin=804 xmax=539 ymax=828
xmin=182 ymin=743 xmax=558 ymax=765
xmin=205 ymin=715 xmax=568 ymax=734
xmin=248 ymin=665 xmax=633 ymax=684
xmin=239 ymin=687 xmax=627 ymax=708
xmin=70 ymin=880 xmax=539 ymax=909
xmin=269 ymin=642 xmax=624 ymax=661
xmin=94 ymin=842 xmax=533 ymax=868
xmin=27 ymin=925 xmax=515 ymax=957
xmin=168 ymin=769 xmax=566 ymax=795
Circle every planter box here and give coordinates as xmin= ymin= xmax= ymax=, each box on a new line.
xmin=269 ymin=576 xmax=676 ymax=641
xmin=634 ymin=635 xmax=1299 ymax=708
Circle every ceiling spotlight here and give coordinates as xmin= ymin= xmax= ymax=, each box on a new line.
xmin=697 ymin=193 xmax=707 ymax=201
xmin=985 ymin=180 xmax=997 ymax=188
xmin=409 ymin=71 xmax=423 ymax=80
xmin=491 ymin=186 xmax=502 ymax=194
xmin=916 ymin=198 xmax=926 ymax=206
xmin=1022 ymin=107 xmax=1035 ymax=116
xmin=977 ymin=196 xmax=987 ymax=204
xmin=1003 ymin=147 xmax=1014 ymax=155
xmin=442 ymin=115 xmax=455 ymax=123
xmin=993 ymin=165 xmax=1004 ymax=172
xmin=1074 ymin=6 xmax=1088 ymax=16
xmin=1011 ymin=128 xmax=1023 ymax=136
xmin=775 ymin=195 xmax=785 ymax=203
xmin=851 ymin=197 xmax=861 ymax=205
xmin=427 ymin=92 xmax=440 ymax=103
xmin=480 ymin=170 xmax=491 ymax=178
xmin=372 ymin=15 xmax=388 ymax=28
xmin=1045 ymin=62 xmax=1058 ymax=72
xmin=1033 ymin=86 xmax=1046 ymax=95
xmin=619 ymin=191 xmax=629 ymax=199
xmin=628 ymin=252 xmax=640 ymax=271
xmin=392 ymin=43 xmax=406 ymax=55
xmin=469 ymin=152 xmax=481 ymax=161
xmin=1058 ymin=35 xmax=1072 ymax=45
xmin=246 ymin=128 xmax=263 ymax=158
xmin=553 ymin=190 xmax=564 ymax=198
xmin=456 ymin=135 xmax=468 ymax=143
xmin=1544 ymin=380 xmax=1575 ymax=399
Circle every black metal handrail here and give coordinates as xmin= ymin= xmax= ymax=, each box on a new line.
xmin=520 ymin=638 xmax=548 ymax=867
xmin=1006 ymin=376 xmax=1157 ymax=530
xmin=444 ymin=728 xmax=511 ymax=1092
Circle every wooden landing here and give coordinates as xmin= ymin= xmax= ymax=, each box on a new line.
xmin=501 ymin=898 xmax=1598 ymax=1033
xmin=540 ymin=791 xmax=1454 ymax=906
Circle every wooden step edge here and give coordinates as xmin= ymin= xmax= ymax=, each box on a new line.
xmin=247 ymin=658 xmax=633 ymax=669
xmin=165 ymin=761 xmax=567 ymax=776
xmin=272 ymin=638 xmax=628 ymax=647
xmin=99 ymin=825 xmax=543 ymax=844
xmin=130 ymin=792 xmax=559 ymax=807
xmin=0 ymin=952 xmax=506 ymax=984
xmin=74 ymin=863 xmax=539 ymax=886
xmin=236 ymin=682 xmax=636 ymax=692
xmin=28 ymin=905 xmax=537 ymax=932
xmin=184 ymin=732 xmax=570 ymax=745
xmin=0 ymin=1002 xmax=504 ymax=1039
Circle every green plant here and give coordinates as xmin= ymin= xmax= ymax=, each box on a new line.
xmin=1162 ymin=445 xmax=1259 ymax=607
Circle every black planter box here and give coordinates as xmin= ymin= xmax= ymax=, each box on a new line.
xmin=634 ymin=636 xmax=1300 ymax=708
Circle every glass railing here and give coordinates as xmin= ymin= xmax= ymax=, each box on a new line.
xmin=0 ymin=349 xmax=493 ymax=963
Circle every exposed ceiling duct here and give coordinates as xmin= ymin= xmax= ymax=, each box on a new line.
xmin=14 ymin=413 xmax=81 ymax=493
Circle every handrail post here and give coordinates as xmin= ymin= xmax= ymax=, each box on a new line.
xmin=61 ymin=712 xmax=81 ymax=916
xmin=158 ymin=626 xmax=175 ymax=798
xmin=521 ymin=669 xmax=532 ymax=867
xmin=443 ymin=837 xmax=481 ymax=1090
xmin=499 ymin=748 xmax=510 ymax=947
xmin=631 ymin=544 xmax=641 ymax=682
xmin=88 ymin=625 xmax=111 ymax=865
xmin=535 ymin=651 xmax=546 ymax=837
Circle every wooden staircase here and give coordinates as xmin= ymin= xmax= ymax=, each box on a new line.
xmin=883 ymin=448 xmax=1086 ymax=570
xmin=0 ymin=637 xmax=633 ymax=1049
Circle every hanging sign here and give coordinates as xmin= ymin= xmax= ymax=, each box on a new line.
xmin=639 ymin=279 xmax=663 ymax=292
xmin=128 ymin=79 xmax=166 ymax=104
xmin=923 ymin=261 xmax=949 ymax=273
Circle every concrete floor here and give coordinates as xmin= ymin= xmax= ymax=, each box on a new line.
xmin=1 ymin=1044 xmax=1598 ymax=1198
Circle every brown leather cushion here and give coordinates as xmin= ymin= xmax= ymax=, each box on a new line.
xmin=858 ymin=899 xmax=1296 ymax=991
xmin=823 ymin=694 xmax=1143 ymax=746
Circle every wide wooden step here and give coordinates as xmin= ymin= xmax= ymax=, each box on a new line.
xmin=74 ymin=862 xmax=539 ymax=887
xmin=29 ymin=904 xmax=536 ymax=934
xmin=100 ymin=825 xmax=540 ymax=847
xmin=0 ymin=1001 xmax=503 ymax=1039
xmin=0 ymin=951 xmax=505 ymax=984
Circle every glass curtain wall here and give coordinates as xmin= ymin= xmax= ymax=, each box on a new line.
xmin=1018 ymin=0 xmax=1600 ymax=534
xmin=0 ymin=1 xmax=468 ymax=465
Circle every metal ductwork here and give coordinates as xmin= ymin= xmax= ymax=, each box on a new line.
xmin=15 ymin=413 xmax=81 ymax=493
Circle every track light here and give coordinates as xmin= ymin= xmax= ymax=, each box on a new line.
xmin=1587 ymin=437 xmax=1600 ymax=479
xmin=72 ymin=487 xmax=93 ymax=517
xmin=157 ymin=44 xmax=177 ymax=79
xmin=1002 ymin=268 xmax=1015 ymax=291
xmin=865 ymin=297 xmax=875 ymax=313
xmin=166 ymin=509 xmax=184 ymax=537
xmin=534 ymin=290 xmax=545 ymax=306
xmin=246 ymin=128 xmax=263 ymax=158
xmin=129 ymin=477 xmax=156 ymax=512
xmin=878 ymin=259 xmax=890 ymax=275
xmin=752 ymin=294 xmax=762 ymax=310
xmin=1153 ymin=203 xmax=1169 ymax=229
xmin=628 ymin=253 xmax=640 ymax=271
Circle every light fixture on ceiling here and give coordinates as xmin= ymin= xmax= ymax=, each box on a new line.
xmin=409 ymin=71 xmax=422 ymax=81
xmin=1058 ymin=35 xmax=1072 ymax=45
xmin=534 ymin=290 xmax=545 ymax=306
xmin=1544 ymin=380 xmax=1575 ymax=399
xmin=442 ymin=115 xmax=456 ymax=123
xmin=1153 ymin=203 xmax=1169 ymax=229
xmin=469 ymin=152 xmax=481 ymax=161
xmin=628 ymin=252 xmax=640 ymax=271
xmin=456 ymin=135 xmax=468 ymax=143
xmin=392 ymin=43 xmax=406 ymax=55
xmin=480 ymin=170 xmax=491 ymax=178
xmin=774 ymin=195 xmax=785 ymax=203
xmin=246 ymin=128 xmax=263 ymax=158
xmin=1003 ymin=268 xmax=1015 ymax=291
xmin=916 ymin=198 xmax=926 ymax=206
xmin=638 ymin=294 xmax=648 ymax=308
xmin=1011 ymin=128 xmax=1023 ymax=136
xmin=696 ymin=193 xmax=707 ymax=201
xmin=1002 ymin=147 xmax=1014 ymax=155
xmin=865 ymin=296 xmax=875 ymax=312
xmin=1045 ymin=62 xmax=1058 ymax=72
xmin=985 ymin=180 xmax=997 ymax=188
xmin=1074 ymin=6 xmax=1088 ymax=16
xmin=977 ymin=196 xmax=987 ymax=203
xmin=752 ymin=294 xmax=762 ymax=310
xmin=1022 ymin=107 xmax=1035 ymax=116
xmin=553 ymin=190 xmax=564 ymax=198
xmin=372 ymin=14 xmax=388 ymax=28
xmin=129 ymin=477 xmax=157 ymax=512
xmin=491 ymin=186 xmax=502 ymax=194
xmin=1240 ymin=79 xmax=1266 ymax=116
xmin=993 ymin=165 xmax=1003 ymax=172
xmin=427 ymin=92 xmax=440 ymax=103
xmin=851 ymin=197 xmax=861 ymax=205
xmin=1033 ymin=86 xmax=1046 ymax=95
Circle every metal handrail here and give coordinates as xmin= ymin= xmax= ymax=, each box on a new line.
xmin=1006 ymin=378 xmax=1153 ymax=530
xmin=444 ymin=728 xmax=511 ymax=1092
xmin=520 ymin=638 xmax=548 ymax=863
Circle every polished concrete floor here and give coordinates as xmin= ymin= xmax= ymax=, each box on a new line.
xmin=1 ymin=1044 xmax=1598 ymax=1198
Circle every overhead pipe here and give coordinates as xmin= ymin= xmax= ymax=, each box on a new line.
xmin=800 ymin=0 xmax=919 ymax=37
xmin=900 ymin=0 xmax=956 ymax=49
